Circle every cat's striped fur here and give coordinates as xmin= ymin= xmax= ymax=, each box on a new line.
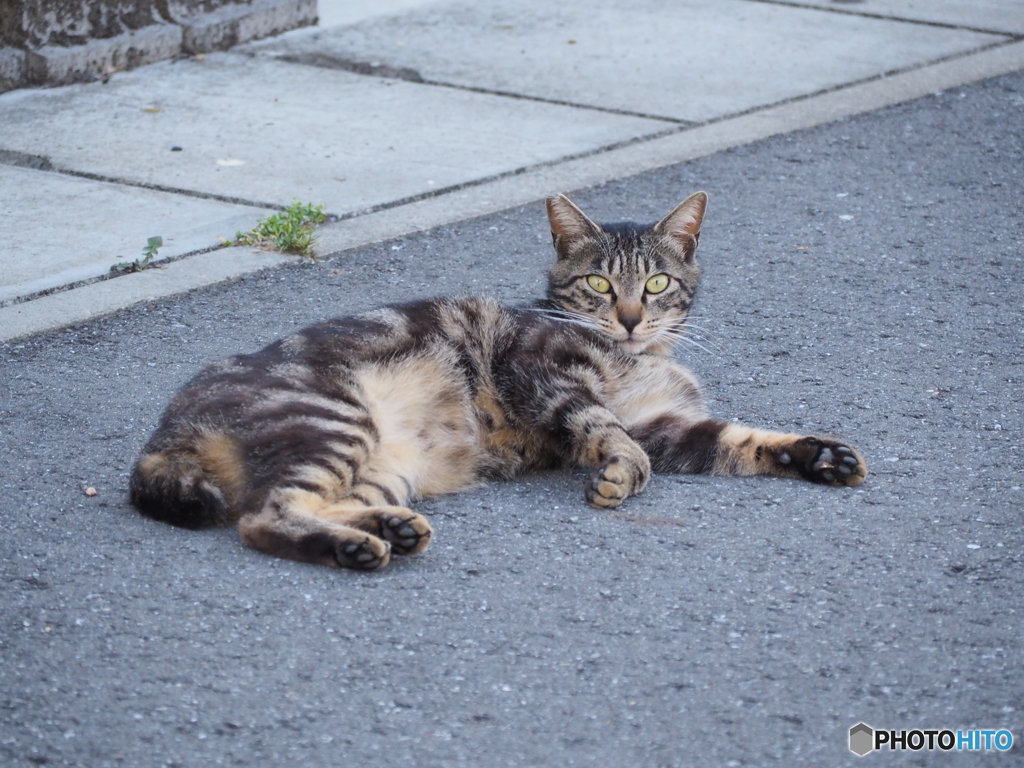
xmin=130 ymin=192 xmax=867 ymax=570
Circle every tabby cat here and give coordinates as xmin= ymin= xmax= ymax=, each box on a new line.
xmin=130 ymin=192 xmax=866 ymax=570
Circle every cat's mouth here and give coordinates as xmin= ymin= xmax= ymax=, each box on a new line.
xmin=614 ymin=323 xmax=679 ymax=355
xmin=617 ymin=335 xmax=653 ymax=355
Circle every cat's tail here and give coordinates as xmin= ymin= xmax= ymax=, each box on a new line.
xmin=129 ymin=432 xmax=245 ymax=529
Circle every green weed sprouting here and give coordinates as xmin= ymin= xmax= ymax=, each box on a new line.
xmin=233 ymin=201 xmax=326 ymax=259
xmin=111 ymin=236 xmax=163 ymax=273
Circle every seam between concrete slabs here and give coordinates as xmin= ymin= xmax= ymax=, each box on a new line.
xmin=743 ymin=0 xmax=1024 ymax=38
xmin=1 ymin=242 xmax=234 ymax=309
xmin=262 ymin=51 xmax=692 ymax=124
xmin=2 ymin=39 xmax=1023 ymax=343
xmin=261 ymin=23 xmax=1018 ymax=128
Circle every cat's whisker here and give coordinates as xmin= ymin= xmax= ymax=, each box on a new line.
xmin=660 ymin=319 xmax=725 ymax=342
xmin=663 ymin=326 xmax=725 ymax=349
xmin=673 ymin=316 xmax=720 ymax=329
xmin=533 ymin=308 xmax=602 ymax=331
xmin=535 ymin=308 xmax=594 ymax=321
xmin=660 ymin=322 xmax=715 ymax=338
xmin=665 ymin=320 xmax=723 ymax=338
xmin=678 ymin=314 xmax=714 ymax=322
xmin=669 ymin=325 xmax=720 ymax=337
xmin=673 ymin=336 xmax=722 ymax=359
xmin=659 ymin=329 xmax=723 ymax=359
xmin=534 ymin=309 xmax=595 ymax=324
xmin=664 ymin=328 xmax=725 ymax=352
xmin=543 ymin=317 xmax=597 ymax=330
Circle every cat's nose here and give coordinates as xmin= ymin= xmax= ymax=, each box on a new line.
xmin=618 ymin=312 xmax=642 ymax=333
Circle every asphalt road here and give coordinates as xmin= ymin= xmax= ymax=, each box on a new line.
xmin=2 ymin=72 xmax=1022 ymax=767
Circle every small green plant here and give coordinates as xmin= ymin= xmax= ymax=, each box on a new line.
xmin=111 ymin=236 xmax=163 ymax=273
xmin=233 ymin=201 xmax=326 ymax=259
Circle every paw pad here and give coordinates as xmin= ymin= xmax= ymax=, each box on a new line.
xmin=584 ymin=451 xmax=650 ymax=509
xmin=381 ymin=511 xmax=432 ymax=555
xmin=778 ymin=437 xmax=867 ymax=487
xmin=336 ymin=537 xmax=390 ymax=570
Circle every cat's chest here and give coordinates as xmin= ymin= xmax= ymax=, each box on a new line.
xmin=605 ymin=355 xmax=707 ymax=429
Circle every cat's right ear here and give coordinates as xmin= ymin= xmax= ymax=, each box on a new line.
xmin=546 ymin=194 xmax=601 ymax=260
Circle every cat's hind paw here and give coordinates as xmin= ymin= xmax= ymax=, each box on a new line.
xmin=335 ymin=535 xmax=391 ymax=571
xmin=776 ymin=437 xmax=867 ymax=487
xmin=381 ymin=508 xmax=433 ymax=556
xmin=318 ymin=503 xmax=432 ymax=557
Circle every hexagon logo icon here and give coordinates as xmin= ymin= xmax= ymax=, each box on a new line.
xmin=850 ymin=722 xmax=874 ymax=756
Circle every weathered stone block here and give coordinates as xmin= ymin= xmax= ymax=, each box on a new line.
xmin=0 ymin=0 xmax=167 ymax=49
xmin=0 ymin=0 xmax=316 ymax=91
xmin=0 ymin=46 xmax=27 ymax=89
xmin=24 ymin=22 xmax=182 ymax=84
xmin=180 ymin=0 xmax=318 ymax=53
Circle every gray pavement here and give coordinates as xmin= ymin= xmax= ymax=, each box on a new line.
xmin=2 ymin=1 xmax=1024 ymax=766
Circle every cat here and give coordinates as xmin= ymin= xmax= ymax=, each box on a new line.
xmin=130 ymin=191 xmax=867 ymax=570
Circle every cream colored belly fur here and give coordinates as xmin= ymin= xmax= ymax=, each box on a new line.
xmin=356 ymin=354 xmax=487 ymax=501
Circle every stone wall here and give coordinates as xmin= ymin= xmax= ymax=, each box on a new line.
xmin=0 ymin=0 xmax=316 ymax=91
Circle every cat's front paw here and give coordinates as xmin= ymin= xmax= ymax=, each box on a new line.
xmin=776 ymin=437 xmax=867 ymax=487
xmin=585 ymin=450 xmax=651 ymax=508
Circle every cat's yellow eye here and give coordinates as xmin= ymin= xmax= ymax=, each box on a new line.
xmin=586 ymin=275 xmax=612 ymax=294
xmin=645 ymin=274 xmax=670 ymax=294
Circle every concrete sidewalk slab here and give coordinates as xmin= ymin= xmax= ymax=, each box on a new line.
xmin=768 ymin=0 xmax=1024 ymax=36
xmin=0 ymin=165 xmax=271 ymax=304
xmin=315 ymin=0 xmax=446 ymax=28
xmin=0 ymin=52 xmax=667 ymax=215
xmin=251 ymin=0 xmax=1008 ymax=122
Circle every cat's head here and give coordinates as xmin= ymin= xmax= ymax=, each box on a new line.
xmin=544 ymin=191 xmax=706 ymax=355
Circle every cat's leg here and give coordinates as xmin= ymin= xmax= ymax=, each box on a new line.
xmin=237 ymin=475 xmax=433 ymax=570
xmin=238 ymin=487 xmax=394 ymax=570
xmin=499 ymin=357 xmax=650 ymax=508
xmin=716 ymin=423 xmax=867 ymax=485
xmin=314 ymin=473 xmax=432 ymax=557
xmin=518 ymin=395 xmax=650 ymax=508
xmin=234 ymin=423 xmax=433 ymax=569
xmin=630 ymin=417 xmax=867 ymax=486
xmin=572 ymin=406 xmax=652 ymax=508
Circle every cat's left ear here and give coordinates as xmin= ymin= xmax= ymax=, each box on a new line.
xmin=654 ymin=191 xmax=707 ymax=263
